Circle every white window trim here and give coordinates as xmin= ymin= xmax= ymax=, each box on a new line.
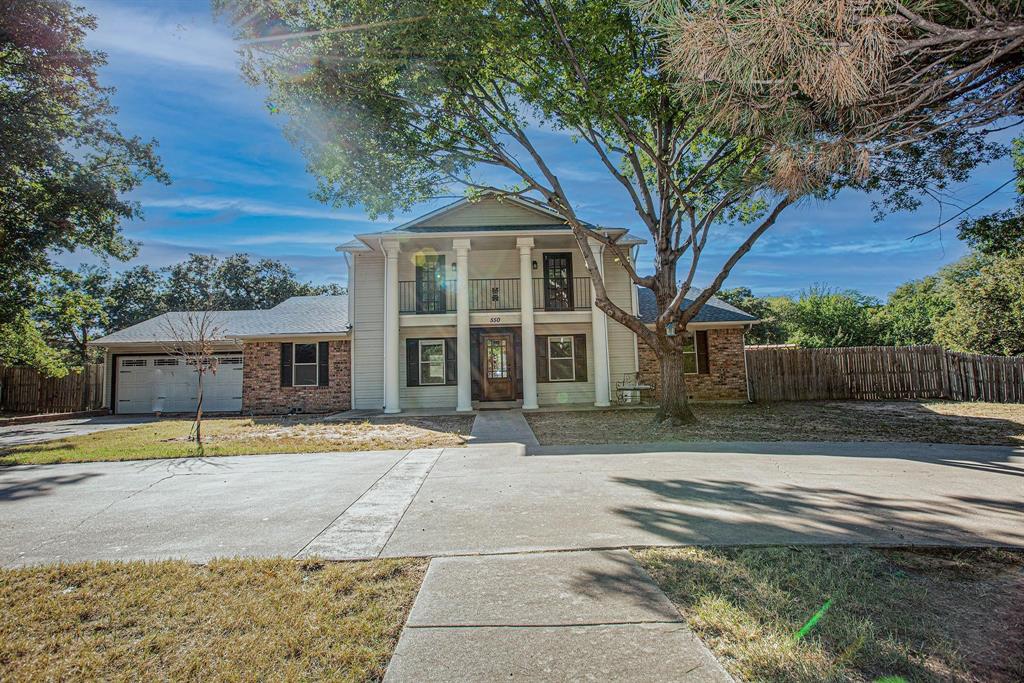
xmin=548 ymin=336 xmax=576 ymax=382
xmin=682 ymin=335 xmax=700 ymax=375
xmin=293 ymin=342 xmax=319 ymax=387
xmin=418 ymin=339 xmax=446 ymax=385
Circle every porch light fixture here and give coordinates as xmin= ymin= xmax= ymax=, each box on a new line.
xmin=532 ymin=260 xmax=538 ymax=270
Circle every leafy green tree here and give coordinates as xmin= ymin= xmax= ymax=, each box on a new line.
xmin=0 ymin=0 xmax=167 ymax=324
xmin=935 ymin=254 xmax=1024 ymax=356
xmin=780 ymin=286 xmax=885 ymax=348
xmin=34 ymin=266 xmax=110 ymax=367
xmin=957 ymin=137 xmax=1024 ymax=257
xmin=215 ymin=253 xmax=342 ymax=309
xmin=218 ymin=0 xmax=815 ymax=423
xmin=107 ymin=265 xmax=166 ymax=331
xmin=715 ymin=287 xmax=789 ymax=345
xmin=0 ymin=311 xmax=67 ymax=377
xmin=877 ymin=277 xmax=952 ymax=347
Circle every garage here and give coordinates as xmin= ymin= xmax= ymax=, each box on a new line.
xmin=114 ymin=354 xmax=244 ymax=414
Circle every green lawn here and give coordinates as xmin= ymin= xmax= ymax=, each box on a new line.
xmin=0 ymin=557 xmax=426 ymax=682
xmin=635 ymin=546 xmax=1024 ymax=683
xmin=0 ymin=415 xmax=473 ymax=465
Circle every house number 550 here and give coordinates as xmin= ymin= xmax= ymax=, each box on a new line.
xmin=489 ymin=317 xmax=501 ymax=323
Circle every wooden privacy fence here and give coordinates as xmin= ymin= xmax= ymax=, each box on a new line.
xmin=0 ymin=364 xmax=104 ymax=414
xmin=746 ymin=345 xmax=1024 ymax=403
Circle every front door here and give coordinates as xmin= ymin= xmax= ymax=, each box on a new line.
xmin=481 ymin=333 xmax=516 ymax=401
xmin=415 ymin=254 xmax=447 ymax=313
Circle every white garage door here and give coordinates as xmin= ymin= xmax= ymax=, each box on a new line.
xmin=115 ymin=355 xmax=244 ymax=414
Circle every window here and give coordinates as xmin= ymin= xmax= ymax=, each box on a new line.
xmin=154 ymin=358 xmax=178 ymax=366
xmin=418 ymin=340 xmax=446 ymax=385
xmin=548 ymin=336 xmax=576 ymax=381
xmin=293 ymin=343 xmax=318 ymax=386
xmin=122 ymin=359 xmax=147 ymax=367
xmin=681 ymin=335 xmax=699 ymax=374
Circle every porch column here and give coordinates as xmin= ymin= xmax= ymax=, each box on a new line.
xmin=588 ymin=238 xmax=611 ymax=407
xmin=517 ymin=237 xmax=538 ymax=409
xmin=454 ymin=239 xmax=472 ymax=412
xmin=383 ymin=239 xmax=401 ymax=413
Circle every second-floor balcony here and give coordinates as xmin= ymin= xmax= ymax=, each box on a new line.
xmin=399 ymin=277 xmax=592 ymax=314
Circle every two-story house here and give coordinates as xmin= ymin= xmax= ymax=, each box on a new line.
xmin=93 ymin=195 xmax=757 ymax=415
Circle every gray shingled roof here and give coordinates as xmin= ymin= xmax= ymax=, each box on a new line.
xmin=92 ymin=295 xmax=349 ymax=345
xmin=636 ymin=287 xmax=757 ymax=324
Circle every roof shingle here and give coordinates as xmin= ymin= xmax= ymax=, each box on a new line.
xmin=636 ymin=286 xmax=756 ymax=324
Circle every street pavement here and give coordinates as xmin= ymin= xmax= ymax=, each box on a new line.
xmin=2 ymin=439 xmax=1022 ymax=567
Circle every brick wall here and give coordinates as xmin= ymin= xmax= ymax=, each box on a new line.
xmin=242 ymin=340 xmax=352 ymax=414
xmin=637 ymin=328 xmax=748 ymax=401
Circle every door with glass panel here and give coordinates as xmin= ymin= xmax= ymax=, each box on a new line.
xmin=480 ymin=333 xmax=515 ymax=400
xmin=543 ymin=252 xmax=573 ymax=311
xmin=415 ymin=254 xmax=447 ymax=313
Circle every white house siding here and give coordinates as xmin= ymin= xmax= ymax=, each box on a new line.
xmin=536 ymin=322 xmax=594 ymax=406
xmin=399 ymin=326 xmax=459 ymax=409
xmin=352 ymin=252 xmax=386 ymax=409
xmin=418 ymin=197 xmax=558 ymax=227
xmin=604 ymin=250 xmax=639 ymax=396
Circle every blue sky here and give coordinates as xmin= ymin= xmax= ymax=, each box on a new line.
xmin=63 ymin=0 xmax=1019 ymax=299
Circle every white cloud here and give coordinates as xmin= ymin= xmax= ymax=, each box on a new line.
xmin=85 ymin=2 xmax=239 ymax=73
xmin=141 ymin=196 xmax=376 ymax=223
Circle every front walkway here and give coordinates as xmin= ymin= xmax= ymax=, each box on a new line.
xmin=385 ymin=550 xmax=731 ymax=681
xmin=468 ymin=410 xmax=539 ymax=449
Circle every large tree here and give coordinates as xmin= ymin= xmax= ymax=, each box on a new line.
xmin=646 ymin=0 xmax=1024 ymax=210
xmin=0 ymin=0 xmax=168 ymax=322
xmin=935 ymin=253 xmax=1024 ymax=355
xmin=218 ymin=0 xmax=818 ymax=422
xmin=34 ymin=265 xmax=110 ymax=367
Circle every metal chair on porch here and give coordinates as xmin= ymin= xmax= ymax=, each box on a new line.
xmin=615 ymin=372 xmax=654 ymax=405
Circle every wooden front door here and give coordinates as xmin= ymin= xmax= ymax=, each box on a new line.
xmin=543 ymin=252 xmax=574 ymax=311
xmin=480 ymin=333 xmax=516 ymax=401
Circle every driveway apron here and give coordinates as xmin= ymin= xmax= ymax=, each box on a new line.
xmin=384 ymin=549 xmax=732 ymax=682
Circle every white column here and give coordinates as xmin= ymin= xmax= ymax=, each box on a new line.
xmin=588 ymin=238 xmax=611 ymax=407
xmin=383 ymin=239 xmax=401 ymax=413
xmin=517 ymin=238 xmax=538 ymax=409
xmin=454 ymin=239 xmax=472 ymax=412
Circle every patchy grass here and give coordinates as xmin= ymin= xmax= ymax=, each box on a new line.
xmin=0 ymin=557 xmax=425 ymax=682
xmin=0 ymin=415 xmax=473 ymax=465
xmin=526 ymin=400 xmax=1024 ymax=446
xmin=634 ymin=546 xmax=1024 ymax=683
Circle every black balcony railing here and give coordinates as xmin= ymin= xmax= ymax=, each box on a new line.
xmin=533 ymin=277 xmax=591 ymax=311
xmin=399 ymin=279 xmax=456 ymax=314
xmin=399 ymin=277 xmax=592 ymax=313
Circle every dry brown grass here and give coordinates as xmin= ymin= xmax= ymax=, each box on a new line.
xmin=0 ymin=557 xmax=426 ymax=682
xmin=525 ymin=400 xmax=1024 ymax=446
xmin=1 ymin=415 xmax=474 ymax=465
xmin=635 ymin=546 xmax=1024 ymax=683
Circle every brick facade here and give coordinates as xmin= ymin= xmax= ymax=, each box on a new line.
xmin=637 ymin=327 xmax=748 ymax=401
xmin=242 ymin=340 xmax=352 ymax=414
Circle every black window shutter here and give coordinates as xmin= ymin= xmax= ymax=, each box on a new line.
xmin=470 ymin=329 xmax=481 ymax=399
xmin=696 ymin=330 xmax=710 ymax=374
xmin=318 ymin=341 xmax=329 ymax=386
xmin=406 ymin=339 xmax=419 ymax=387
xmin=444 ymin=338 xmax=457 ymax=385
xmin=573 ymin=334 xmax=588 ymax=382
xmin=280 ymin=343 xmax=293 ymax=387
xmin=536 ymin=335 xmax=549 ymax=382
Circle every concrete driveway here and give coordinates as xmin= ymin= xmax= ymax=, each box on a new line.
xmin=0 ymin=416 xmax=157 ymax=447
xmin=2 ymin=440 xmax=1022 ymax=567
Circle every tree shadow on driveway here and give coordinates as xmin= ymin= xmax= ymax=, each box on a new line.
xmin=609 ymin=476 xmax=1024 ymax=548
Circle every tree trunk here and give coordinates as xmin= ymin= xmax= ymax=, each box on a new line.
xmin=194 ymin=372 xmax=204 ymax=446
xmin=655 ymin=346 xmax=696 ymax=424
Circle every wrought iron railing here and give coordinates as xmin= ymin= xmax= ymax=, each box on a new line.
xmin=399 ymin=277 xmax=592 ymax=313
xmin=399 ymin=279 xmax=456 ymax=314
xmin=532 ymin=277 xmax=591 ymax=311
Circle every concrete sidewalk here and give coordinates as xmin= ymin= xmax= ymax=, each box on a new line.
xmin=468 ymin=411 xmax=539 ymax=451
xmin=384 ymin=549 xmax=732 ymax=682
